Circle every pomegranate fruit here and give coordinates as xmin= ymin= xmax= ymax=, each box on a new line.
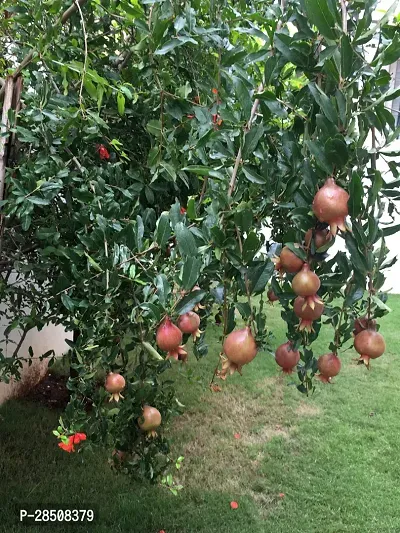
xmin=219 ymin=327 xmax=257 ymax=378
xmin=279 ymin=246 xmax=304 ymax=273
xmin=275 ymin=342 xmax=300 ymax=374
xmin=177 ymin=311 xmax=202 ymax=340
xmin=156 ymin=316 xmax=182 ymax=349
xmin=317 ymin=353 xmax=341 ymax=383
xmin=304 ymin=228 xmax=332 ymax=250
xmin=292 ymin=264 xmax=322 ymax=309
xmin=105 ymin=372 xmax=126 ymax=402
xmin=293 ymin=296 xmax=324 ymax=332
xmin=312 ymin=177 xmax=349 ymax=236
xmin=353 ymin=316 xmax=377 ymax=336
xmin=354 ymin=329 xmax=385 ymax=368
xmin=138 ymin=405 xmax=162 ymax=437
xmin=267 ymin=288 xmax=279 ymax=303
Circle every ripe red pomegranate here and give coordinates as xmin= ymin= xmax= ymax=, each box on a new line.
xmin=105 ymin=372 xmax=126 ymax=402
xmin=275 ymin=342 xmax=300 ymax=374
xmin=354 ymin=329 xmax=385 ymax=367
xmin=156 ymin=316 xmax=182 ymax=352
xmin=138 ymin=405 xmax=162 ymax=437
xmin=177 ymin=311 xmax=202 ymax=340
xmin=353 ymin=316 xmax=377 ymax=336
xmin=221 ymin=327 xmax=257 ymax=377
xmin=279 ymin=246 xmax=304 ymax=273
xmin=293 ymin=296 xmax=324 ymax=332
xmin=267 ymin=288 xmax=279 ymax=302
xmin=317 ymin=353 xmax=341 ymax=383
xmin=312 ymin=177 xmax=349 ymax=236
xmin=304 ymin=228 xmax=332 ymax=250
xmin=292 ymin=264 xmax=322 ymax=309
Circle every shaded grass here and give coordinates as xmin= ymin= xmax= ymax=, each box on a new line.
xmin=1 ymin=296 xmax=400 ymax=532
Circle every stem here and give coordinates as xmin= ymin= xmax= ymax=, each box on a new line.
xmin=340 ymin=0 xmax=348 ymax=34
xmin=0 ymin=77 xmax=13 ymax=203
xmin=74 ymin=0 xmax=88 ymax=112
xmin=12 ymin=326 xmax=29 ymax=359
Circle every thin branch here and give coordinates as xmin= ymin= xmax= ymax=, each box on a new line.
xmin=74 ymin=0 xmax=88 ymax=110
xmin=12 ymin=326 xmax=29 ymax=359
xmin=0 ymin=77 xmax=13 ymax=203
xmin=340 ymin=0 xmax=348 ymax=34
xmin=61 ymin=0 xmax=87 ymax=24
xmin=228 ymin=83 xmax=263 ymax=197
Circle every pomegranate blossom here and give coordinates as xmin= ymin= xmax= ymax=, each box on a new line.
xmin=312 ymin=177 xmax=349 ymax=236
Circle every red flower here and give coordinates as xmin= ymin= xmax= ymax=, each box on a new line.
xmin=58 ymin=436 xmax=75 ymax=453
xmin=212 ymin=113 xmax=218 ymax=124
xmin=73 ymin=432 xmax=87 ymax=444
xmin=279 ymin=493 xmax=285 ymax=498
xmin=234 ymin=433 xmax=241 ymax=439
xmin=180 ymin=207 xmax=186 ymax=215
xmin=96 ymin=144 xmax=110 ymax=160
xmin=212 ymin=88 xmax=218 ymax=95
xmin=230 ymin=501 xmax=239 ymax=510
xmin=186 ymin=114 xmax=195 ymax=119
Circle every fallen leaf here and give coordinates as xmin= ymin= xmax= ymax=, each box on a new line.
xmin=230 ymin=501 xmax=239 ymax=510
xmin=210 ymin=383 xmax=222 ymax=392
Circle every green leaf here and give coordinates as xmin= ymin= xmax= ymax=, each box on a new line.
xmin=84 ymin=252 xmax=103 ymax=272
xmin=232 ymin=76 xmax=252 ymax=118
xmin=27 ymin=196 xmax=50 ymax=206
xmin=146 ymin=119 xmax=162 ymax=138
xmin=345 ymin=233 xmax=368 ymax=275
xmin=382 ymin=33 xmax=400 ymax=66
xmin=304 ymin=0 xmax=338 ymax=40
xmin=348 ymin=173 xmax=363 ymax=218
xmin=243 ymin=232 xmax=261 ymax=263
xmin=182 ymin=166 xmax=224 ymax=180
xmin=155 ymin=212 xmax=171 ymax=250
xmin=175 ymin=222 xmax=198 ymax=257
xmin=242 ymin=123 xmax=264 ymax=159
xmin=325 ymin=138 xmax=348 ymax=167
xmin=154 ymin=36 xmax=197 ymax=55
xmin=155 ymin=274 xmax=170 ymax=306
xmin=186 ymin=197 xmax=196 ymax=220
xmin=305 ymin=140 xmax=333 ymax=174
xmin=176 ymin=290 xmax=206 ymax=315
xmin=344 ymin=286 xmax=364 ymax=306
xmin=160 ymin=161 xmax=177 ymax=181
xmin=242 ymin=166 xmax=266 ymax=184
xmin=117 ymin=92 xmax=125 ymax=116
xmin=236 ymin=302 xmax=252 ymax=319
xmin=141 ymin=341 xmax=164 ymax=361
xmin=340 ymin=34 xmax=353 ymax=79
xmin=382 ymin=224 xmax=400 ymax=237
xmin=308 ymin=83 xmax=338 ymax=124
xmin=181 ymin=256 xmax=202 ymax=291
xmin=247 ymin=261 xmax=274 ymax=295
xmin=61 ymin=293 xmax=75 ymax=311
xmin=284 ymin=243 xmax=307 ymax=261
xmin=139 ymin=303 xmax=162 ymax=321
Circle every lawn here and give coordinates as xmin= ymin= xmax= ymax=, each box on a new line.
xmin=1 ymin=296 xmax=400 ymax=532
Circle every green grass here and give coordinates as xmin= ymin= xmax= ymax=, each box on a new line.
xmin=1 ymin=296 xmax=400 ymax=532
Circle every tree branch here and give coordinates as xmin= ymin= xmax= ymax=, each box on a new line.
xmin=0 ymin=77 xmax=14 ymax=203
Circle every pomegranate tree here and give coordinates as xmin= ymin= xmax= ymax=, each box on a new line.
xmin=275 ymin=342 xmax=300 ymax=374
xmin=354 ymin=330 xmax=386 ymax=368
xmin=312 ymin=178 xmax=350 ymax=236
